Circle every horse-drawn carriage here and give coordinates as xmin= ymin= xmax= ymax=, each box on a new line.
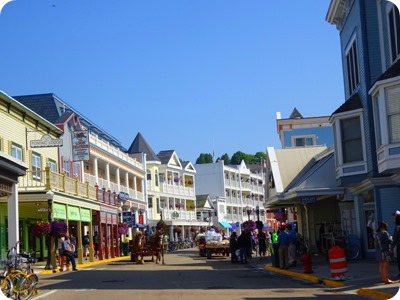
xmin=130 ymin=226 xmax=166 ymax=265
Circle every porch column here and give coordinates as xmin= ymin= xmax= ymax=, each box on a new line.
xmin=105 ymin=163 xmax=110 ymax=189
xmin=94 ymin=157 xmax=99 ymax=185
xmin=7 ymin=184 xmax=19 ymax=252
xmin=116 ymin=168 xmax=120 ymax=191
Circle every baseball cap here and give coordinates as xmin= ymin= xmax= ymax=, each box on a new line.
xmin=392 ymin=211 xmax=400 ymax=216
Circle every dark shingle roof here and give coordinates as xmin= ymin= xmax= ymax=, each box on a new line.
xmin=331 ymin=93 xmax=362 ymax=116
xmin=127 ymin=133 xmax=160 ymax=162
xmin=289 ymin=107 xmax=303 ymax=119
xmin=14 ymin=93 xmax=60 ymax=123
xmin=157 ymin=150 xmax=174 ymax=164
xmin=376 ymin=59 xmax=400 ymax=82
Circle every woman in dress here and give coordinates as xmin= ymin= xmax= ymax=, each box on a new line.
xmin=376 ymin=221 xmax=394 ymax=284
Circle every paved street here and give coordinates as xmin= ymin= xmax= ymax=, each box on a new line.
xmin=34 ymin=249 xmax=369 ymax=300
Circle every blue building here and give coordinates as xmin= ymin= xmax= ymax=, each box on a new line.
xmin=326 ymin=0 xmax=400 ymax=258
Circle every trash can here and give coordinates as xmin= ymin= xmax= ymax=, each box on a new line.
xmin=271 ymin=243 xmax=280 ymax=267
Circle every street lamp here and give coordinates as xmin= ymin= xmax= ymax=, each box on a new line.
xmin=246 ymin=206 xmax=252 ymax=221
xmin=44 ymin=190 xmax=54 ymax=270
xmin=255 ymin=206 xmax=260 ymax=221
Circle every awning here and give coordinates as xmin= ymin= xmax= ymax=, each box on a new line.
xmin=230 ymin=223 xmax=237 ymax=230
xmin=218 ymin=222 xmax=232 ymax=229
xmin=135 ymin=224 xmax=146 ymax=229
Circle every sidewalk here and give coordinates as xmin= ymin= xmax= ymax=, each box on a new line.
xmin=256 ymin=253 xmax=400 ymax=300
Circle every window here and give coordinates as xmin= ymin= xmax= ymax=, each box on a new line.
xmin=293 ymin=136 xmax=315 ymax=147
xmin=148 ymin=197 xmax=153 ymax=209
xmin=32 ymin=152 xmax=41 ymax=180
xmin=386 ymin=86 xmax=400 ymax=142
xmin=346 ymin=38 xmax=360 ymax=95
xmin=341 ymin=117 xmax=363 ymax=163
xmin=48 ymin=159 xmax=57 ymax=172
xmin=63 ymin=160 xmax=70 ymax=177
xmin=388 ymin=5 xmax=400 ymax=63
xmin=11 ymin=143 xmax=23 ymax=161
xmin=73 ymin=162 xmax=79 ymax=177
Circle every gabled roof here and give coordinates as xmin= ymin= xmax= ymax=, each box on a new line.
xmin=289 ymin=107 xmax=303 ymax=119
xmin=158 ymin=150 xmax=182 ymax=168
xmin=182 ymin=161 xmax=196 ymax=173
xmin=127 ymin=132 xmax=160 ymax=162
xmin=283 ymin=147 xmax=343 ymax=197
xmin=13 ymin=93 xmax=126 ymax=151
xmin=331 ymin=93 xmax=362 ymax=116
xmin=195 ymin=194 xmax=214 ymax=210
xmin=267 ymin=146 xmax=327 ymax=193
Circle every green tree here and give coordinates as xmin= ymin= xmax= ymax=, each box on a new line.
xmin=195 ymin=153 xmax=213 ymax=164
xmin=220 ymin=153 xmax=230 ymax=165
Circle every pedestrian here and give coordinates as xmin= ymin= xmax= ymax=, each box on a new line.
xmin=391 ymin=211 xmax=400 ymax=278
xmin=60 ymin=235 xmax=78 ymax=271
xmin=265 ymin=230 xmax=272 ymax=256
xmin=69 ymin=232 xmax=77 ymax=255
xmin=83 ymin=231 xmax=90 ymax=260
xmin=93 ymin=231 xmax=99 ymax=258
xmin=257 ymin=230 xmax=267 ymax=259
xmin=237 ymin=231 xmax=251 ymax=264
xmin=229 ymin=232 xmax=239 ymax=263
xmin=287 ymin=224 xmax=297 ymax=267
xmin=375 ymin=221 xmax=394 ymax=284
xmin=278 ymin=225 xmax=290 ymax=269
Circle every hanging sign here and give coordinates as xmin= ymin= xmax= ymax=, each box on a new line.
xmin=72 ymin=130 xmax=90 ymax=161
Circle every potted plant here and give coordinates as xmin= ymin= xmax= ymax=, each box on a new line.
xmin=174 ymin=176 xmax=180 ymax=183
xmin=50 ymin=220 xmax=68 ymax=237
xmin=32 ymin=221 xmax=51 ymax=238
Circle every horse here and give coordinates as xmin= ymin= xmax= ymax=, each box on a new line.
xmin=131 ymin=232 xmax=145 ymax=264
xmin=149 ymin=230 xmax=166 ymax=265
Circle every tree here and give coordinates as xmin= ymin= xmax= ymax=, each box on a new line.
xmin=195 ymin=153 xmax=213 ymax=164
xmin=220 ymin=153 xmax=230 ymax=165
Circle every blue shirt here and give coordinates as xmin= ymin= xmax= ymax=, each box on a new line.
xmin=277 ymin=231 xmax=290 ymax=247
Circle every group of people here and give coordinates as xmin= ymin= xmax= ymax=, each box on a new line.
xmin=375 ymin=211 xmax=400 ymax=284
xmin=229 ymin=229 xmax=273 ymax=264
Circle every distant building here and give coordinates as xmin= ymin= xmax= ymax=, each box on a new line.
xmin=276 ymin=108 xmax=333 ymax=149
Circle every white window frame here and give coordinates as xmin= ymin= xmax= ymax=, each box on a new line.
xmin=291 ymin=135 xmax=316 ymax=147
xmin=11 ymin=143 xmax=23 ymax=161
xmin=48 ymin=159 xmax=57 ymax=173
xmin=63 ymin=160 xmax=70 ymax=177
xmin=332 ymin=109 xmax=367 ymax=178
xmin=387 ymin=4 xmax=400 ymax=63
xmin=345 ymin=35 xmax=360 ymax=95
xmin=32 ymin=152 xmax=42 ymax=181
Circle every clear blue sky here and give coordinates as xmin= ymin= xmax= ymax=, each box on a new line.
xmin=0 ymin=0 xmax=344 ymax=163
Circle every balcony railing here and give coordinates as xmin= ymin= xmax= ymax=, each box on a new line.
xmin=159 ymin=183 xmax=195 ymax=197
xmin=19 ymin=167 xmax=117 ymax=205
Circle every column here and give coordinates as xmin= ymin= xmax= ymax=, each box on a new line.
xmin=105 ymin=163 xmax=110 ymax=189
xmin=116 ymin=168 xmax=120 ymax=192
xmin=125 ymin=172 xmax=130 ymax=190
xmin=94 ymin=157 xmax=99 ymax=185
xmin=7 ymin=184 xmax=19 ymax=252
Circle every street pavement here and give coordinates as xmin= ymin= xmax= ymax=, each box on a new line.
xmin=34 ymin=251 xmax=400 ymax=300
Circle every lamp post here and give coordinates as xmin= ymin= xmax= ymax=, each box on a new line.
xmin=255 ymin=206 xmax=260 ymax=221
xmin=246 ymin=206 xmax=252 ymax=221
xmin=44 ymin=190 xmax=54 ymax=270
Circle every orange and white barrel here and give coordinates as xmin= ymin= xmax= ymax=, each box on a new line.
xmin=328 ymin=246 xmax=347 ymax=278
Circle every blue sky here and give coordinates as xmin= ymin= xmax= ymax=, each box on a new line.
xmin=0 ymin=0 xmax=344 ymax=163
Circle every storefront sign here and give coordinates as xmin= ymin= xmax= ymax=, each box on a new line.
xmin=122 ymin=211 xmax=133 ymax=227
xmin=30 ymin=134 xmax=63 ymax=148
xmin=80 ymin=208 xmax=91 ymax=222
xmin=300 ymin=197 xmax=317 ymax=204
xmin=68 ymin=205 xmax=81 ymax=221
xmin=53 ymin=203 xmax=67 ymax=219
xmin=72 ymin=130 xmax=90 ymax=161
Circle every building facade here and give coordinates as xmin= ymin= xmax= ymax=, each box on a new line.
xmin=326 ymin=0 xmax=400 ymax=258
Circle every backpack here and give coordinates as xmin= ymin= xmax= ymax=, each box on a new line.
xmin=83 ymin=236 xmax=90 ymax=245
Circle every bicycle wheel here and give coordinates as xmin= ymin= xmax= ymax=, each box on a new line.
xmin=346 ymin=244 xmax=360 ymax=260
xmin=1 ymin=276 xmax=13 ymax=298
xmin=16 ymin=275 xmax=36 ymax=300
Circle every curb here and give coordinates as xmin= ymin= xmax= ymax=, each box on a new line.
xmin=264 ymin=265 xmax=344 ymax=287
xmin=357 ymin=288 xmax=397 ymax=300
xmin=40 ymin=255 xmax=129 ymax=275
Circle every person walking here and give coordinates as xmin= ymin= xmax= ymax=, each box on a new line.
xmin=83 ymin=231 xmax=90 ymax=260
xmin=238 ymin=231 xmax=251 ymax=264
xmin=376 ymin=221 xmax=394 ymax=284
xmin=229 ymin=232 xmax=239 ymax=263
xmin=287 ymin=224 xmax=297 ymax=267
xmin=93 ymin=231 xmax=99 ymax=258
xmin=257 ymin=230 xmax=267 ymax=259
xmin=278 ymin=225 xmax=290 ymax=269
xmin=391 ymin=212 xmax=400 ymax=278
